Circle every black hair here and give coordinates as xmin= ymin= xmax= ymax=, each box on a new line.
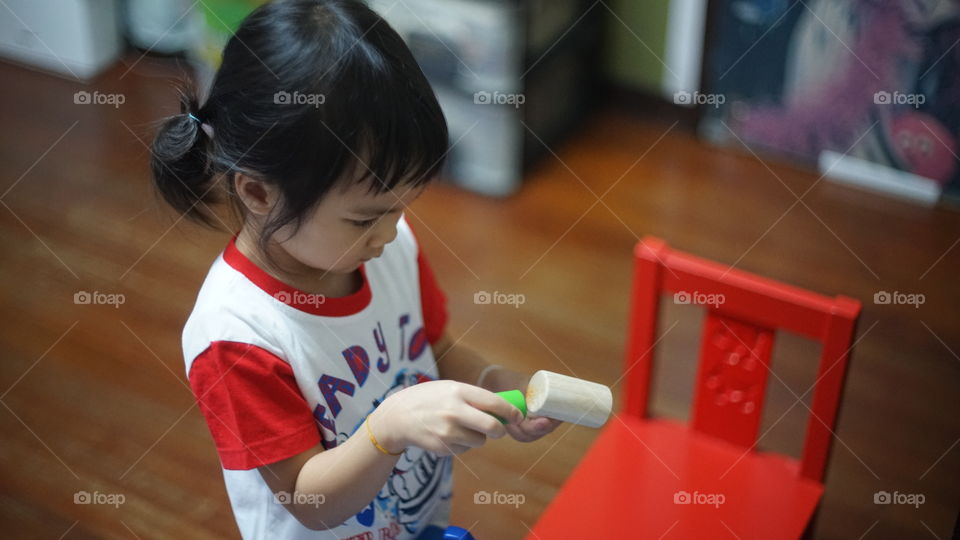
xmin=150 ymin=0 xmax=448 ymax=252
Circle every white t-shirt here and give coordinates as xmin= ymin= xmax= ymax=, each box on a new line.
xmin=182 ymin=216 xmax=453 ymax=539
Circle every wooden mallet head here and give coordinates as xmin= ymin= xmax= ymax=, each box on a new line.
xmin=494 ymin=370 xmax=613 ymax=428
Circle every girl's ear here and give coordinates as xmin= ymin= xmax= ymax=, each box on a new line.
xmin=234 ymin=173 xmax=281 ymax=216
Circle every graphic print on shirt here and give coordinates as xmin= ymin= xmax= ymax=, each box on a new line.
xmin=312 ymin=314 xmax=430 ymax=450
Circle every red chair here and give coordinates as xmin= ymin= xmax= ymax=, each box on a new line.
xmin=526 ymin=237 xmax=861 ymax=540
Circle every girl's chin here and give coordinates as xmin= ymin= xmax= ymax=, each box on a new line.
xmin=336 ymin=260 xmax=365 ymax=272
xmin=328 ymin=262 xmax=361 ymax=273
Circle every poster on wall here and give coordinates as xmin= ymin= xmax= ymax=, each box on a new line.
xmin=700 ymin=0 xmax=959 ymax=205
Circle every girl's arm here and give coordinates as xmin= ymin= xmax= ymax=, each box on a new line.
xmin=257 ymin=408 xmax=399 ymax=531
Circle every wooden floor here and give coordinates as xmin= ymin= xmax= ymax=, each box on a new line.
xmin=1 ymin=57 xmax=958 ymax=540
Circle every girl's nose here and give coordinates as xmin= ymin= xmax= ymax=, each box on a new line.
xmin=369 ymin=221 xmax=398 ymax=249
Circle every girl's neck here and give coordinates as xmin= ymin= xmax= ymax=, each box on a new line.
xmin=234 ymin=226 xmax=361 ymax=298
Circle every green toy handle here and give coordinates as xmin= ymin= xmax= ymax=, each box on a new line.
xmin=491 ymin=390 xmax=527 ymax=424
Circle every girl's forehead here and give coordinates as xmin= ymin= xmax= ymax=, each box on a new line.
xmin=337 ymin=179 xmax=426 ymax=209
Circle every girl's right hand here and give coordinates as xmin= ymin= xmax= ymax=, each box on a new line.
xmin=368 ymin=380 xmax=523 ymax=456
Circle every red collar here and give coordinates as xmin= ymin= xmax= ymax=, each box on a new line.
xmin=222 ymin=236 xmax=372 ymax=317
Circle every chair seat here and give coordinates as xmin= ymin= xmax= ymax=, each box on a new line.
xmin=526 ymin=415 xmax=824 ymax=540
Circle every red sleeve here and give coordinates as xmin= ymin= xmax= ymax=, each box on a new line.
xmin=417 ymin=249 xmax=448 ymax=345
xmin=188 ymin=341 xmax=321 ymax=470
xmin=407 ymin=225 xmax=448 ymax=345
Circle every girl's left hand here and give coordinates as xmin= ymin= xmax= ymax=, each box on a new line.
xmin=505 ymin=414 xmax=562 ymax=442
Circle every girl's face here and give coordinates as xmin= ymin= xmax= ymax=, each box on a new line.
xmin=273 ymin=178 xmax=427 ymax=274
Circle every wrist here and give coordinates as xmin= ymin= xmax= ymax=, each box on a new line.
xmin=369 ymin=398 xmax=405 ymax=455
xmin=476 ymin=363 xmax=505 ymax=389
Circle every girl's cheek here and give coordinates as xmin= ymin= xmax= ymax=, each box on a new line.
xmin=331 ymin=229 xmax=368 ymax=264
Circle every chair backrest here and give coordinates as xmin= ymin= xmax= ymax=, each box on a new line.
xmin=623 ymin=237 xmax=861 ymax=483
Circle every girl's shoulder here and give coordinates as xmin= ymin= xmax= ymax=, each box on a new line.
xmin=180 ymin=252 xmax=289 ymax=368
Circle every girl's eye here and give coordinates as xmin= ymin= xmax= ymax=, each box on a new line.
xmin=348 ymin=218 xmax=377 ymax=229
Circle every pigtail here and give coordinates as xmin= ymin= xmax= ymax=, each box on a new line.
xmin=150 ymin=89 xmax=218 ymax=226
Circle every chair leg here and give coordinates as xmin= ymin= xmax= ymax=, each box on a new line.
xmin=950 ymin=507 xmax=959 ymax=540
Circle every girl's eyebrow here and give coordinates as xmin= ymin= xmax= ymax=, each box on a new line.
xmin=350 ymin=205 xmax=399 ymax=216
xmin=350 ymin=185 xmax=426 ymax=215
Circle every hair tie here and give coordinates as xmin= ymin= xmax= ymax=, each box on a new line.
xmin=187 ymin=112 xmax=214 ymax=139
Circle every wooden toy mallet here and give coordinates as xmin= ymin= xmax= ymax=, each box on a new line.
xmin=490 ymin=370 xmax=613 ymax=428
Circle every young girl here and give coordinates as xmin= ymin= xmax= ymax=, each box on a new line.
xmin=150 ymin=1 xmax=559 ymax=538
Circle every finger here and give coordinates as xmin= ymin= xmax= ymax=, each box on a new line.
xmin=459 ymin=384 xmax=524 ymax=424
xmin=454 ymin=428 xmax=487 ymax=448
xmin=524 ymin=416 xmax=561 ymax=435
xmin=507 ymin=416 xmax=560 ymax=442
xmin=448 ymin=426 xmax=486 ymax=449
xmin=457 ymin=405 xmax=508 ymax=439
xmin=433 ymin=443 xmax=471 ymax=456
xmin=448 ymin=444 xmax=472 ymax=455
xmin=505 ymin=423 xmax=538 ymax=442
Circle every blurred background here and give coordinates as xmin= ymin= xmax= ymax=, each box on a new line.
xmin=0 ymin=0 xmax=958 ymax=538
